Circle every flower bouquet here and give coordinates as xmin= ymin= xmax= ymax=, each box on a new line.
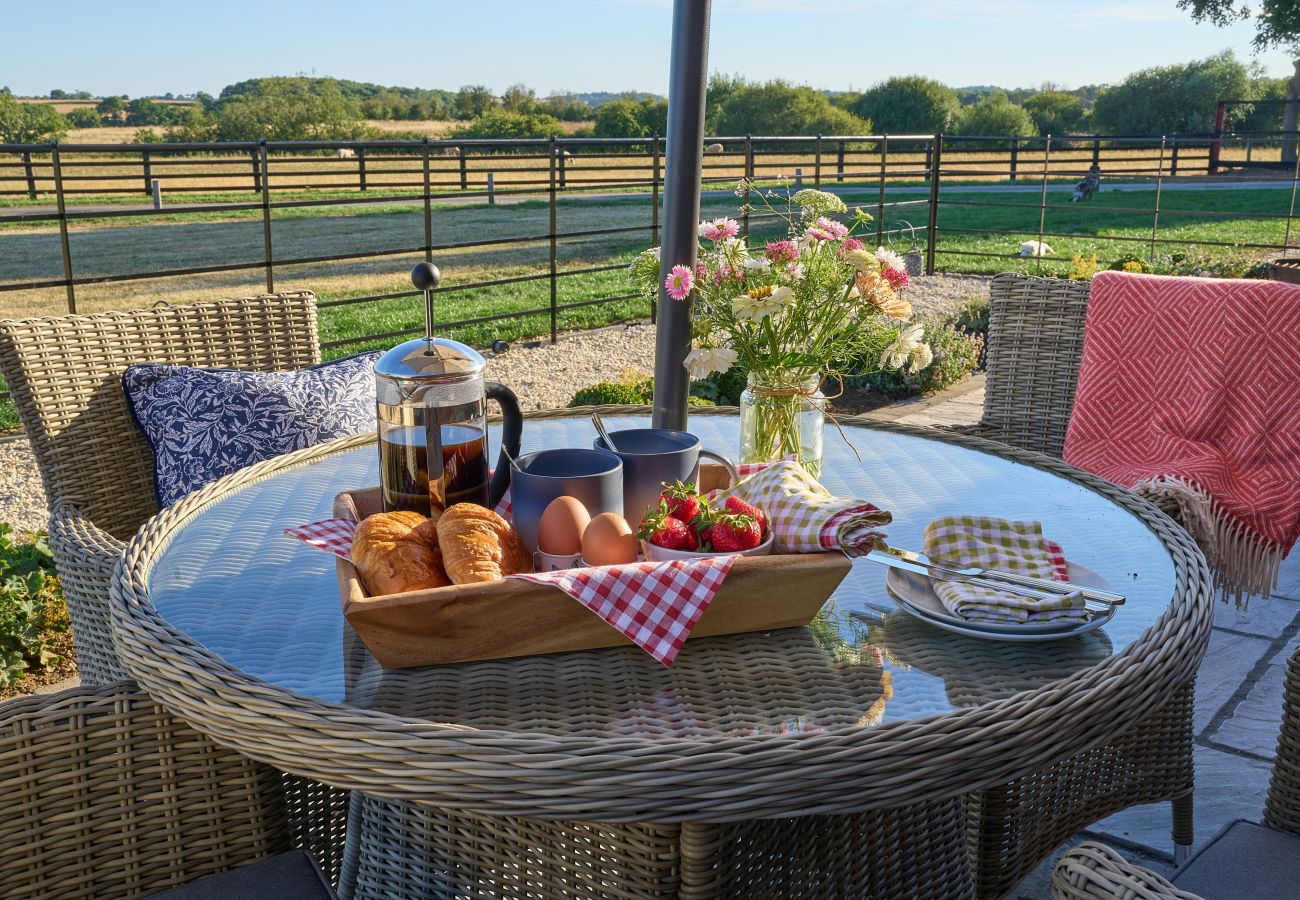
xmin=630 ymin=184 xmax=932 ymax=476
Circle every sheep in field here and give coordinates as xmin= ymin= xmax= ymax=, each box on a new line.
xmin=1019 ymin=240 xmax=1054 ymax=258
xmin=705 ymin=143 xmax=724 ymax=153
xmin=336 ymin=148 xmax=356 ymax=159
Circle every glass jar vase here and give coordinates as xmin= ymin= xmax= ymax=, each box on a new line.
xmin=738 ymin=369 xmax=825 ymax=478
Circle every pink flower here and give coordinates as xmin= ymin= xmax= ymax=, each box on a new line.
xmin=699 ymin=217 xmax=741 ymax=241
xmin=765 ymin=240 xmax=799 ymax=264
xmin=815 ymin=216 xmax=848 ymax=240
xmin=882 ymin=266 xmax=910 ymax=291
xmin=713 ymin=263 xmax=742 ymax=284
xmin=838 ymin=237 xmax=866 ymax=256
xmin=665 ymin=264 xmax=694 ymax=301
xmin=805 ymin=225 xmax=835 ymax=242
xmin=694 ymin=262 xmax=709 ymax=282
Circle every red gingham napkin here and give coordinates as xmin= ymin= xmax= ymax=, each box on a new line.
xmin=284 ymin=518 xmax=356 ymax=559
xmin=1045 ymin=539 xmax=1069 ymax=581
xmin=511 ymin=556 xmax=735 ymax=667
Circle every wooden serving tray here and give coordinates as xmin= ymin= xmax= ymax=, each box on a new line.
xmin=334 ymin=485 xmax=852 ymax=668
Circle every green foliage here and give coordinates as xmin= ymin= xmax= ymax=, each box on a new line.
xmin=690 ymin=364 xmax=749 ymax=407
xmin=950 ymin=293 xmax=990 ymax=337
xmin=848 ymin=318 xmax=984 ymax=397
xmin=65 ymin=107 xmax=100 ymax=128
xmin=125 ymin=98 xmax=186 ymax=127
xmin=1022 ymin=91 xmax=1086 ymax=136
xmin=454 ymin=85 xmax=495 ymax=120
xmin=453 ymin=109 xmax=566 ymax=139
xmin=714 ymin=79 xmax=871 ymax=136
xmin=955 ymin=92 xmax=1036 ymax=143
xmin=569 ymin=381 xmax=650 ymax=406
xmin=593 ymin=97 xmax=668 ymax=138
xmin=0 ymin=92 xmax=69 ymax=143
xmin=1239 ymin=76 xmax=1289 ymax=134
xmin=212 ymin=78 xmax=371 ymax=141
xmin=0 ymin=524 xmax=67 ymax=688
xmin=543 ymin=95 xmax=594 ymax=121
xmin=1179 ymin=0 xmax=1300 ymax=50
xmin=849 ymin=76 xmax=960 ymax=134
xmin=95 ymin=95 xmax=127 ymax=121
xmin=165 ymin=106 xmax=219 ymax=142
xmin=1090 ymin=51 xmax=1252 ymax=135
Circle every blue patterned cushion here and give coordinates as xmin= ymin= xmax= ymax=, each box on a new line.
xmin=124 ymin=352 xmax=380 ymax=507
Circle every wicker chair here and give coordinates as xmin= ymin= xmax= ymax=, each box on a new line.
xmin=0 ymin=682 xmax=299 ymax=898
xmin=0 ymin=293 xmax=350 ymax=883
xmin=960 ymin=273 xmax=1198 ymax=897
xmin=0 ymin=292 xmax=322 ymax=685
xmin=1052 ymin=644 xmax=1300 ymax=899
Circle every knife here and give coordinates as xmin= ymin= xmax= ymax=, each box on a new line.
xmin=876 ymin=545 xmax=1125 ymax=606
xmin=865 ymin=549 xmax=1111 ymax=616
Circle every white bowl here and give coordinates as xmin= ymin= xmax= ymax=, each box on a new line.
xmin=639 ymin=530 xmax=774 ymax=562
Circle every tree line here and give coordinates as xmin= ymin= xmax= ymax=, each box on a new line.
xmin=0 ymin=50 xmax=1292 ymax=146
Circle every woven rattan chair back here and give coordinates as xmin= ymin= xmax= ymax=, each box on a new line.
xmin=978 ymin=273 xmax=1091 ymax=458
xmin=0 ymin=292 xmax=321 ymax=539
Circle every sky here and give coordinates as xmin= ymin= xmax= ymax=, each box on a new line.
xmin=4 ymin=0 xmax=1295 ymax=98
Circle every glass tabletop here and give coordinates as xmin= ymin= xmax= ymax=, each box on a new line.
xmin=146 ymin=413 xmax=1176 ymax=738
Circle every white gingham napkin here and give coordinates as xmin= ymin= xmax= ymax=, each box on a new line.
xmin=922 ymin=516 xmax=1082 ymax=624
xmin=284 ymin=512 xmax=733 ymax=666
xmin=719 ymin=460 xmax=892 ymax=555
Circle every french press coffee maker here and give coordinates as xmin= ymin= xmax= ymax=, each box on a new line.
xmin=374 ymin=262 xmax=523 ymax=516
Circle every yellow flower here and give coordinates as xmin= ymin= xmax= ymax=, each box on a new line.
xmin=732 ymin=284 xmax=792 ymax=321
xmin=855 ymin=271 xmax=912 ymax=320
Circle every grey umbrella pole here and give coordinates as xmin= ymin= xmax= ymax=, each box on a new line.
xmin=652 ymin=0 xmax=712 ymax=431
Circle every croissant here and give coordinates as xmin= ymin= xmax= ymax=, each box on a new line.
xmin=350 ymin=510 xmax=451 ymax=595
xmin=435 ymin=503 xmax=531 ymax=584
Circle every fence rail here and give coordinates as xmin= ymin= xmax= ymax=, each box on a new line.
xmin=2 ymin=130 xmax=1298 ymax=365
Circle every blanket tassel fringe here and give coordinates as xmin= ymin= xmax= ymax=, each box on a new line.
xmin=1133 ymin=475 xmax=1284 ymax=608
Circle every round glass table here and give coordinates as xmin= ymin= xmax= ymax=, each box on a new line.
xmin=112 ymin=409 xmax=1211 ymax=899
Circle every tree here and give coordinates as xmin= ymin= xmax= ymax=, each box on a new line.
xmin=1090 ymin=51 xmax=1252 ymax=134
xmin=95 ymin=95 xmax=127 ymax=123
xmin=1239 ymin=76 xmax=1289 ymax=134
xmin=212 ymin=78 xmax=370 ymax=141
xmin=594 ymin=99 xmax=648 ymax=137
xmin=955 ymin=92 xmax=1036 ymax=140
xmin=704 ymin=73 xmax=745 ymax=132
xmin=501 ymin=84 xmax=538 ymax=114
xmin=65 ymin=107 xmax=101 ymax=128
xmin=1179 ymin=0 xmax=1300 ymax=49
xmin=0 ymin=92 xmax=69 ymax=142
xmin=1022 ymin=91 xmax=1086 ymax=136
xmin=715 ymin=80 xmax=870 ymax=136
xmin=454 ymin=85 xmax=495 ymax=120
xmin=543 ymin=95 xmax=592 ymax=121
xmin=452 ymin=109 xmax=565 ymax=139
xmin=49 ymin=89 xmax=67 ymax=99
xmin=849 ymin=76 xmax=960 ymax=134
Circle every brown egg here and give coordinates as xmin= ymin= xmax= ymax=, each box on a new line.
xmin=581 ymin=512 xmax=639 ymax=566
xmin=538 ymin=496 xmax=591 ymax=555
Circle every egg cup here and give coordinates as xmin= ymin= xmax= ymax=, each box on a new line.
xmin=533 ymin=550 xmax=584 ymax=572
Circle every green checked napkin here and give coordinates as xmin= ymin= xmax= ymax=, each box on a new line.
xmin=921 ymin=516 xmax=1086 ymax=624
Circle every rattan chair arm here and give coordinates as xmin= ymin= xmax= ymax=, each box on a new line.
xmin=1264 ymin=645 xmax=1300 ymax=836
xmin=48 ymin=499 xmax=127 ymax=565
xmin=1051 ymin=841 xmax=1201 ymax=900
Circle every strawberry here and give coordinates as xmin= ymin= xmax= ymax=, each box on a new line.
xmin=707 ymin=512 xmax=763 ymax=553
xmin=638 ymin=505 xmax=699 ymax=551
xmin=657 ymin=481 xmax=703 ymax=523
xmin=724 ymin=495 xmax=767 ymax=532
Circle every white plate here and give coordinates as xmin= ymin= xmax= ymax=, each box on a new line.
xmin=883 ymin=561 xmax=1116 ymax=642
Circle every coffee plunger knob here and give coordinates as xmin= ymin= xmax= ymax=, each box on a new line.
xmin=411 ymin=262 xmax=441 ymax=291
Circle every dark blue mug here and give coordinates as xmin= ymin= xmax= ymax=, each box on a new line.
xmin=510 ymin=448 xmax=623 ymax=556
xmin=593 ymin=429 xmax=738 ymax=528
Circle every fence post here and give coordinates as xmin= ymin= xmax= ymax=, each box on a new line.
xmin=1008 ymin=139 xmax=1019 ymax=182
xmin=1092 ymin=138 xmax=1101 ymax=169
xmin=258 ymin=139 xmax=274 ymax=293
xmin=421 ymin=138 xmax=433 ymax=261
xmin=357 ymin=146 xmax=367 ymax=191
xmin=836 ymin=140 xmax=845 ymax=182
xmin=141 ymin=149 xmax=152 ymax=195
xmin=487 ymin=171 xmax=496 ymax=205
xmin=1209 ymin=101 xmax=1225 ymax=174
xmin=925 ymin=135 xmax=941 ymax=275
xmin=651 ymin=133 xmax=660 ymax=324
xmin=794 ymin=167 xmax=802 ymax=190
xmin=459 ymin=146 xmax=468 ymax=190
xmin=151 ymin=179 xmax=161 ymax=209
xmin=1150 ymin=136 xmax=1166 ymax=263
xmin=1283 ymin=139 xmax=1300 ymax=249
xmin=744 ymin=134 xmax=754 ymax=181
xmin=548 ymin=136 xmax=558 ymax=344
xmin=814 ymin=134 xmax=822 ymax=189
xmin=50 ymin=143 xmax=76 ymax=313
xmin=1169 ymin=136 xmax=1180 ymax=178
xmin=250 ymin=148 xmax=261 ymax=192
xmin=557 ymin=145 xmax=567 ymax=190
xmin=21 ymin=151 xmax=36 ymax=199
xmin=1036 ymin=136 xmax=1053 ymax=276
xmin=923 ymin=142 xmax=933 ymax=182
xmin=1247 ymin=137 xmax=1253 ymax=164
xmin=876 ymin=135 xmax=888 ymax=247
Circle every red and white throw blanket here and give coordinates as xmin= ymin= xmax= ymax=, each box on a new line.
xmin=1062 ymin=271 xmax=1300 ymax=601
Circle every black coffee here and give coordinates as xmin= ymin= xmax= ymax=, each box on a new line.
xmin=379 ymin=424 xmax=490 ymax=515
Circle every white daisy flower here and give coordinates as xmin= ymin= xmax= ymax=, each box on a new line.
xmin=683 ymin=347 xmax=739 ymax=379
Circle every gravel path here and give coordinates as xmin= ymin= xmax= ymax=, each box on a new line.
xmin=0 ymin=274 xmax=990 ymax=532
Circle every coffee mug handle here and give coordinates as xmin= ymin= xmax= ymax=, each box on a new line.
xmin=699 ymin=449 xmax=740 ymax=488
